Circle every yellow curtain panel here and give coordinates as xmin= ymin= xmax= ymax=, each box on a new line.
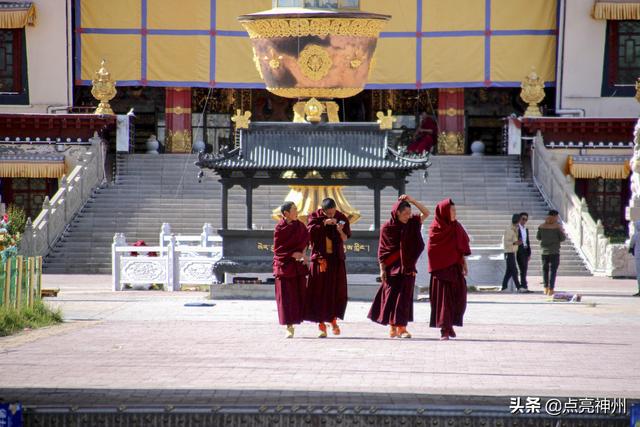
xmin=77 ymin=0 xmax=557 ymax=89
xmin=592 ymin=1 xmax=640 ymax=20
xmin=0 ymin=2 xmax=36 ymax=29
xmin=567 ymin=155 xmax=631 ymax=180
xmin=0 ymin=162 xmax=66 ymax=179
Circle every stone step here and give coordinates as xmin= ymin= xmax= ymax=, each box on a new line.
xmin=44 ymin=154 xmax=591 ymax=276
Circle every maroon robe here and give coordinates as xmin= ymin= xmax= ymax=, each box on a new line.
xmin=273 ymin=218 xmax=310 ymax=325
xmin=304 ymin=209 xmax=351 ymax=322
xmin=407 ymin=116 xmax=437 ymax=153
xmin=427 ymin=199 xmax=471 ymax=330
xmin=368 ymin=200 xmax=425 ymax=327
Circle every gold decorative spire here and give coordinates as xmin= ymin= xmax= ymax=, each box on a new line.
xmin=91 ymin=60 xmax=117 ymax=115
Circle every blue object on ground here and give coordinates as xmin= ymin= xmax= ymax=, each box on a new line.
xmin=184 ymin=302 xmax=216 ymax=307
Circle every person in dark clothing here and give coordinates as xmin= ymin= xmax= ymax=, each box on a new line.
xmin=516 ymin=212 xmax=532 ymax=292
xmin=536 ymin=209 xmax=566 ymax=295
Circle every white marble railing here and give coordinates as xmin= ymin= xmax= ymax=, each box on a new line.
xmin=19 ymin=134 xmax=106 ymax=257
xmin=531 ymin=133 xmax=634 ymax=277
xmin=112 ymin=224 xmax=222 ymax=291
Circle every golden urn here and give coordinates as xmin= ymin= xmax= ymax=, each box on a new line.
xmin=238 ymin=0 xmax=390 ymax=100
xmin=520 ymin=68 xmax=545 ymax=117
xmin=91 ymin=60 xmax=117 ymax=115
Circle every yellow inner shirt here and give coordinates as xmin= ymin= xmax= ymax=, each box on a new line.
xmin=325 ymin=237 xmax=333 ymax=254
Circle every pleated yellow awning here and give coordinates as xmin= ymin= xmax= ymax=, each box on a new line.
xmin=0 ymin=154 xmax=66 ymax=178
xmin=592 ymin=0 xmax=640 ymax=20
xmin=567 ymin=155 xmax=631 ymax=179
xmin=0 ymin=2 xmax=36 ymax=29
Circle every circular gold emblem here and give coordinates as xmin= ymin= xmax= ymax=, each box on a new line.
xmin=298 ymin=44 xmax=333 ymax=81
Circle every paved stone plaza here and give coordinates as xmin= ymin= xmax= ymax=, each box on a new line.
xmin=0 ymin=274 xmax=638 ymax=415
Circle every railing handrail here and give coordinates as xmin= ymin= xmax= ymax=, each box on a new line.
xmin=19 ymin=135 xmax=106 ymax=258
xmin=531 ymin=133 xmax=611 ymax=274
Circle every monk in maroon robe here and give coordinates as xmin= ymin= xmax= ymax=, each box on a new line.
xmin=407 ymin=113 xmax=437 ymax=154
xmin=428 ymin=199 xmax=471 ymax=340
xmin=304 ymin=198 xmax=351 ymax=338
xmin=273 ymin=202 xmax=310 ymax=338
xmin=368 ymin=195 xmax=430 ymax=338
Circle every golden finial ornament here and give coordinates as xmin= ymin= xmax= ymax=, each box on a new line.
xmin=304 ymin=98 xmax=324 ymax=123
xmin=376 ymin=110 xmax=396 ymax=130
xmin=520 ymin=67 xmax=545 ymax=117
xmin=91 ymin=60 xmax=117 ymax=115
xmin=231 ymin=109 xmax=252 ymax=129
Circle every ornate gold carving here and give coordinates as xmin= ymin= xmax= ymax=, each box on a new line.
xmin=293 ymin=102 xmax=306 ymax=123
xmin=166 ymin=130 xmax=192 ymax=153
xmin=231 ymin=109 xmax=252 ymax=129
xmin=240 ymin=18 xmax=386 ymax=39
xmin=304 ymin=98 xmax=324 ymax=123
xmin=298 ymin=44 xmax=333 ymax=81
xmin=520 ymin=67 xmax=545 ymax=117
xmin=91 ymin=60 xmax=117 ymax=115
xmin=325 ymin=101 xmax=340 ymax=123
xmin=376 ymin=110 xmax=396 ymax=130
xmin=292 ymin=100 xmax=340 ymax=123
xmin=439 ymin=107 xmax=464 ymax=117
xmin=437 ymin=131 xmax=465 ymax=155
xmin=264 ymin=48 xmax=283 ymax=70
xmin=166 ymin=106 xmax=192 ymax=115
xmin=267 ymin=87 xmax=363 ymax=99
xmin=252 ymin=47 xmax=265 ymax=79
xmin=635 ymin=77 xmax=640 ymax=103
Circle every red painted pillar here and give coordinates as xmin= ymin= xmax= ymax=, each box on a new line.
xmin=165 ymin=88 xmax=192 ymax=153
xmin=437 ymin=88 xmax=465 ymax=155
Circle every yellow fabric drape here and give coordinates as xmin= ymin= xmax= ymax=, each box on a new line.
xmin=592 ymin=1 xmax=640 ymax=20
xmin=0 ymin=4 xmax=37 ymax=29
xmin=567 ymin=156 xmax=631 ymax=179
xmin=0 ymin=162 xmax=65 ymax=178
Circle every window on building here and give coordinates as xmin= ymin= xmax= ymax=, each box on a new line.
xmin=602 ymin=20 xmax=640 ymax=97
xmin=0 ymin=29 xmax=28 ymax=105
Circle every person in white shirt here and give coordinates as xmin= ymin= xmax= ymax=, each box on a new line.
xmin=516 ymin=212 xmax=532 ymax=293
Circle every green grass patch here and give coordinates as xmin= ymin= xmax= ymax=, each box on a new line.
xmin=0 ymin=301 xmax=63 ymax=337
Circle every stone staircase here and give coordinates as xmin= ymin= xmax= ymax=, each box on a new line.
xmin=43 ymin=154 xmax=590 ymax=276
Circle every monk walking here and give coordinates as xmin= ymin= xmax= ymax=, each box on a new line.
xmin=428 ymin=199 xmax=471 ymax=340
xmin=273 ymin=202 xmax=310 ymax=338
xmin=368 ymin=195 xmax=429 ymax=338
xmin=304 ymin=198 xmax=351 ymax=338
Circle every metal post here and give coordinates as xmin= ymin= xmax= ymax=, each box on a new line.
xmin=246 ymin=181 xmax=253 ymax=230
xmin=374 ymin=184 xmax=381 ymax=231
xmin=221 ymin=181 xmax=229 ymax=230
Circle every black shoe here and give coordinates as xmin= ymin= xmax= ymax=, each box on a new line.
xmin=633 ymin=292 xmax=640 ymax=297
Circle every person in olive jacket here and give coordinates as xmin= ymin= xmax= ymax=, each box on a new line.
xmin=536 ymin=210 xmax=566 ymax=295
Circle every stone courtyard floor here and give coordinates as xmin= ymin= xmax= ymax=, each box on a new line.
xmin=0 ymin=275 xmax=638 ymax=413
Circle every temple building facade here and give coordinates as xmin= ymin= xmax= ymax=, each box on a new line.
xmin=0 ymin=0 xmax=639 ymax=276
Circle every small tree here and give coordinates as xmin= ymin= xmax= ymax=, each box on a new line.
xmin=6 ymin=205 xmax=26 ymax=237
